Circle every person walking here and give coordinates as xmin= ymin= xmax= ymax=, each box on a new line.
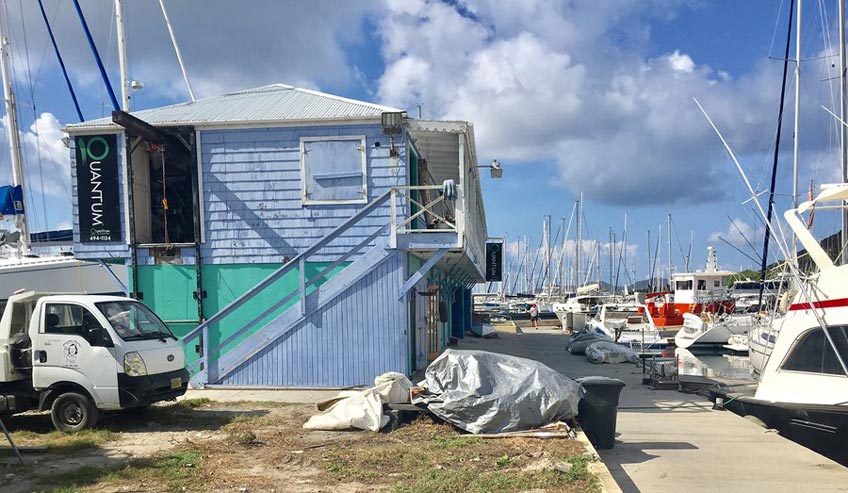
xmin=529 ymin=304 xmax=539 ymax=329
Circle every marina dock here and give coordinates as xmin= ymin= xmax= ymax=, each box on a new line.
xmin=454 ymin=327 xmax=848 ymax=492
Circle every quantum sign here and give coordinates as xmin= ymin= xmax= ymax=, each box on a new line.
xmin=75 ymin=134 xmax=121 ymax=243
xmin=485 ymin=242 xmax=503 ymax=282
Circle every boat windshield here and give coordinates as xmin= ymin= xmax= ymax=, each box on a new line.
xmin=96 ymin=300 xmax=176 ymax=341
xmin=605 ymin=309 xmax=648 ymax=323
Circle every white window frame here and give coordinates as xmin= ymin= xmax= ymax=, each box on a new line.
xmin=300 ymin=135 xmax=367 ymax=205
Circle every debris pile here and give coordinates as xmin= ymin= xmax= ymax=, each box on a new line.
xmin=584 ymin=341 xmax=640 ymax=364
xmin=567 ymin=327 xmax=640 ymax=365
xmin=303 ymin=350 xmax=584 ymax=435
xmin=413 ymin=349 xmax=583 ymax=434
xmin=303 ymin=372 xmax=412 ymax=432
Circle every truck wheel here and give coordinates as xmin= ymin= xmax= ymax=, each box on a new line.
xmin=50 ymin=392 xmax=98 ymax=432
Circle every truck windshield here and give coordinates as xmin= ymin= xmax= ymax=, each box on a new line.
xmin=95 ymin=301 xmax=176 ymax=341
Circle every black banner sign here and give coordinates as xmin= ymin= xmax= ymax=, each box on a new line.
xmin=485 ymin=242 xmax=503 ymax=282
xmin=75 ymin=134 xmax=121 ymax=243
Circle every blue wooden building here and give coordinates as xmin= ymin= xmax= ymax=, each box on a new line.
xmin=65 ymin=84 xmax=488 ymax=387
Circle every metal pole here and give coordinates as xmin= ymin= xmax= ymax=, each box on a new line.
xmin=71 ymin=0 xmax=119 ymax=111
xmin=576 ymin=193 xmax=582 ymax=289
xmin=841 ymin=0 xmax=848 ymax=264
xmin=793 ymin=0 xmax=801 ymax=260
xmin=158 ymin=0 xmax=195 ymax=102
xmin=609 ymin=227 xmax=613 ymax=291
xmin=556 ymin=216 xmax=565 ymax=291
xmin=37 ymin=0 xmax=83 ymax=121
xmin=0 ymin=416 xmax=22 ymax=464
xmin=114 ymin=0 xmax=130 ymax=110
xmin=0 ymin=0 xmax=29 ymax=253
xmin=647 ymin=230 xmax=652 ymax=291
xmin=667 ymin=214 xmax=672 ymax=281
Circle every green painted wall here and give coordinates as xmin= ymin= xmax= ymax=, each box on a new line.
xmin=132 ymin=261 xmax=349 ymax=368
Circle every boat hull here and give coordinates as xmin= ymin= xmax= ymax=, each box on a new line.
xmin=674 ymin=324 xmax=733 ymax=349
xmin=0 ymin=258 xmax=127 ymax=301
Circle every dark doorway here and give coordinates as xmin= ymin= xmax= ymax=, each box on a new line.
xmin=130 ymin=127 xmax=198 ymax=245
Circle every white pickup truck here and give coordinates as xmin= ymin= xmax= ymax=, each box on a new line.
xmin=0 ymin=291 xmax=188 ymax=431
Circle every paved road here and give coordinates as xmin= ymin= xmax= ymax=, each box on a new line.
xmin=455 ymin=328 xmax=848 ymax=493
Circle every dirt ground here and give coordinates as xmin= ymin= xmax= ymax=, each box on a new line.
xmin=0 ymin=399 xmax=599 ymax=493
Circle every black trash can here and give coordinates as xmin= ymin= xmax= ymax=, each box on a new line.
xmin=576 ymin=376 xmax=626 ymax=449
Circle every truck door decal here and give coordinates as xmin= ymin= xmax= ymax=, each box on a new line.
xmin=62 ymin=340 xmax=80 ymax=368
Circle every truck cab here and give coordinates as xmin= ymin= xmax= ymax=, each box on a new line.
xmin=0 ymin=292 xmax=188 ymax=431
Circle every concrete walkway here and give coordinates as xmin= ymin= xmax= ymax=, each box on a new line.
xmin=184 ymin=328 xmax=848 ymax=492
xmin=457 ymin=329 xmax=848 ymax=493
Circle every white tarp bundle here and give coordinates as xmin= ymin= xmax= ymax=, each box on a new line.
xmin=414 ymin=349 xmax=583 ymax=434
xmin=585 ymin=341 xmax=640 ymax=364
xmin=303 ymin=372 xmax=412 ymax=432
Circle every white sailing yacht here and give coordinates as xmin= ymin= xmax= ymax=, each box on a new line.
xmin=0 ymin=0 xmax=126 ymax=314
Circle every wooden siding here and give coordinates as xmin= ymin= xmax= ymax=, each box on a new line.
xmin=219 ymin=251 xmax=408 ymax=387
xmin=199 ymin=125 xmax=406 ymax=264
xmin=70 ymin=124 xmax=407 ymax=265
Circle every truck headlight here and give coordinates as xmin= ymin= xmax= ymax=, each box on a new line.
xmin=123 ymin=351 xmax=148 ymax=377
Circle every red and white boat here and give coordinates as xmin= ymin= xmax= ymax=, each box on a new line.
xmin=646 ymin=247 xmax=735 ymax=327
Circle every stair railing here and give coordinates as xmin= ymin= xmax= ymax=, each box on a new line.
xmin=183 ymin=188 xmax=395 ymax=384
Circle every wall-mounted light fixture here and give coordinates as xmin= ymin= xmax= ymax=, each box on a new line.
xmin=477 ymin=159 xmax=504 ymax=179
xmin=381 ymin=111 xmax=406 ymax=158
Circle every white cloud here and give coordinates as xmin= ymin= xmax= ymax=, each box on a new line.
xmin=709 ymin=218 xmax=763 ymax=250
xmin=667 ymin=50 xmax=695 ymax=73
xmin=0 ymin=112 xmax=68 ymax=198
xmin=372 ymin=0 xmax=814 ymax=206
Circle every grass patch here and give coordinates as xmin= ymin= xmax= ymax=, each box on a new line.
xmin=431 ymin=434 xmax=483 ymax=449
xmin=222 ymin=413 xmax=272 ymax=445
xmin=9 ymin=428 xmax=116 ymax=455
xmin=175 ymin=397 xmax=211 ymax=409
xmin=394 ymin=466 xmax=596 ymax=493
xmin=36 ymin=448 xmax=204 ymax=492
xmin=141 ymin=398 xmax=237 ymax=428
xmin=320 ymin=419 xmax=600 ymax=492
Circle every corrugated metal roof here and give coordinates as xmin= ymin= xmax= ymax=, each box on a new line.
xmin=66 ymin=84 xmax=405 ymax=131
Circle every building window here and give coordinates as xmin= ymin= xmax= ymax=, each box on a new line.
xmin=782 ymin=326 xmax=848 ymax=375
xmin=301 ymin=136 xmax=367 ymax=205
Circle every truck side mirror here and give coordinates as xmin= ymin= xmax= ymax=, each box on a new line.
xmin=87 ymin=327 xmax=115 ymax=348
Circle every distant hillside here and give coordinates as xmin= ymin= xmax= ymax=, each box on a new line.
xmin=631 ymin=278 xmax=670 ymax=292
xmin=741 ymin=230 xmax=841 ymax=277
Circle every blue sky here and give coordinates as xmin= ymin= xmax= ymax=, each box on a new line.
xmin=0 ymin=0 xmax=844 ymax=284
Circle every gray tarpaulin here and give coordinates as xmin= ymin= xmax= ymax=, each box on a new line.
xmin=415 ymin=349 xmax=583 ymax=434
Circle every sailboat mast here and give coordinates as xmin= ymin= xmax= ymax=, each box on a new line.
xmin=0 ymin=0 xmax=29 ymax=252
xmin=544 ymin=214 xmax=551 ymax=294
xmin=840 ymin=0 xmax=848 ymax=265
xmin=576 ymin=192 xmax=582 ymax=288
xmin=647 ymin=230 xmax=652 ymax=291
xmin=793 ymin=0 xmax=801 ymax=260
xmin=667 ymin=213 xmax=672 ymax=281
xmin=115 ymin=0 xmax=130 ymax=111
xmin=609 ymin=228 xmax=613 ymax=291
xmin=158 ymin=0 xmax=195 ymax=102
